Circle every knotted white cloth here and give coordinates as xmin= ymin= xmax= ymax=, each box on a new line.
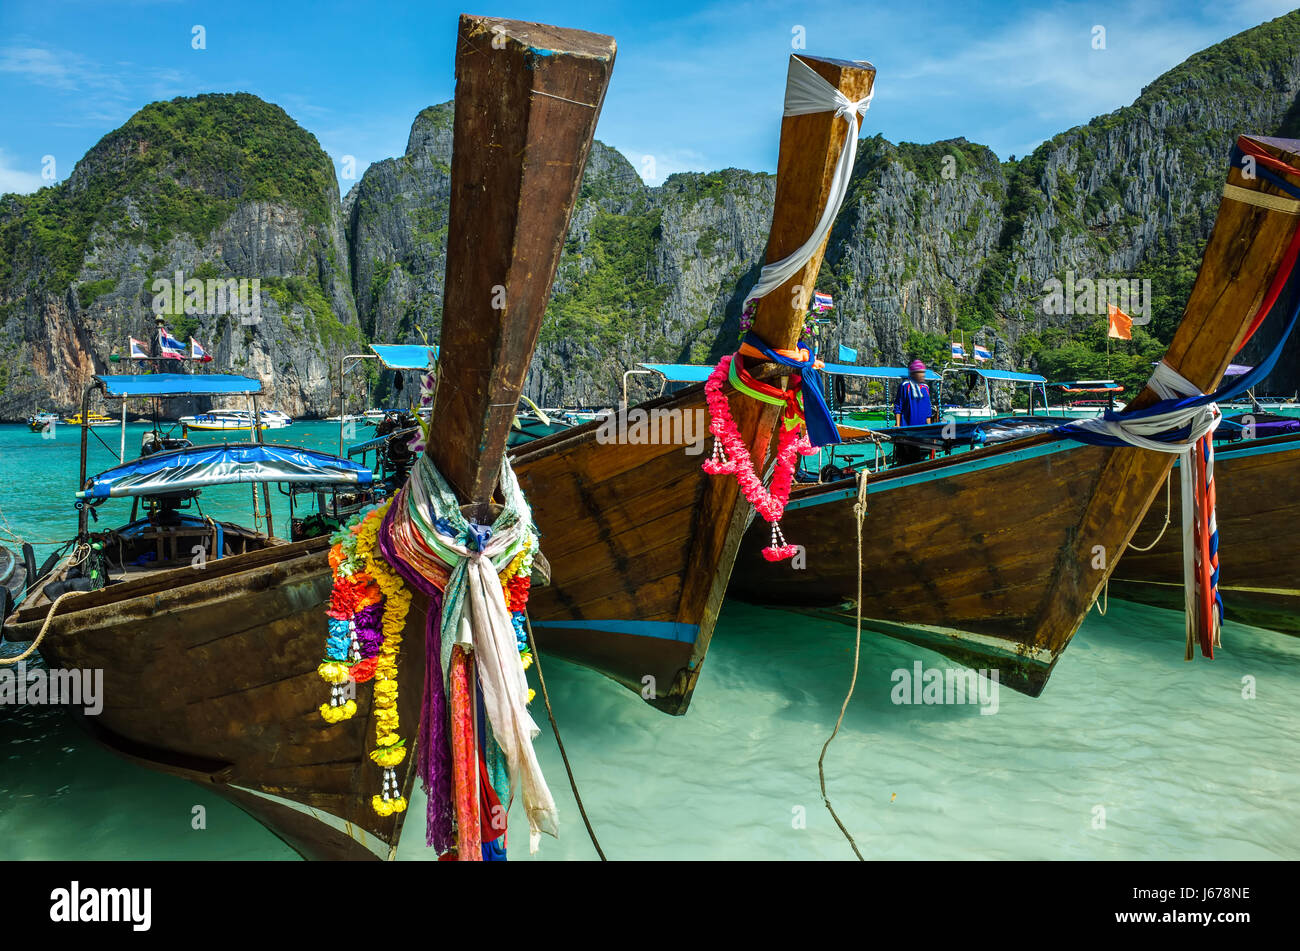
xmin=745 ymin=56 xmax=874 ymax=305
xmin=405 ymin=455 xmax=558 ymax=852
xmin=1069 ymin=360 xmax=1223 ymax=649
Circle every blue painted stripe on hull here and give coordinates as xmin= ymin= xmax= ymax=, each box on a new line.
xmin=786 ymin=440 xmax=1077 ymax=511
xmin=529 ymin=619 xmax=700 ymax=644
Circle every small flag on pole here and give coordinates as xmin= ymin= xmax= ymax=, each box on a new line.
xmin=190 ymin=337 xmax=212 ymax=363
xmin=973 ymin=344 xmax=992 ymax=362
xmin=837 ymin=344 xmax=857 ymax=363
xmin=129 ymin=337 xmax=149 ymax=359
xmin=1107 ymin=303 xmax=1133 ymax=340
xmin=158 ymin=325 xmax=186 ymax=359
xmin=813 ymin=291 xmax=834 ymax=312
xmin=950 ymin=341 xmax=966 ymax=359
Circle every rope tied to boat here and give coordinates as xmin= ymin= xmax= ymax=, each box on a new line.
xmin=818 ymin=467 xmax=868 ymax=860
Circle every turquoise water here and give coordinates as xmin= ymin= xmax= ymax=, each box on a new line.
xmin=1 ymin=421 xmax=1298 ymax=859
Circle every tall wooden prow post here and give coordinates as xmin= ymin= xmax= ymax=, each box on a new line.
xmin=421 ymin=14 xmax=614 ymax=859
xmin=429 ymin=15 xmax=615 ymax=522
xmin=675 ymin=55 xmax=876 ymax=707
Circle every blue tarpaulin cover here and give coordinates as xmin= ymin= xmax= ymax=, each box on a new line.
xmin=79 ymin=443 xmax=374 ymax=499
xmin=948 ymin=367 xmax=1047 ymax=384
xmin=97 ymin=373 xmax=263 ymax=397
xmin=822 ymin=363 xmax=941 ymax=381
xmin=639 ymin=363 xmax=714 ymax=383
xmin=371 ymin=344 xmax=437 ymax=370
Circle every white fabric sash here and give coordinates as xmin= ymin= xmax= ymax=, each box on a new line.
xmin=745 ymin=56 xmax=874 ymax=306
xmin=405 ymin=457 xmax=558 ymax=852
xmin=1070 ymin=360 xmax=1222 ymax=649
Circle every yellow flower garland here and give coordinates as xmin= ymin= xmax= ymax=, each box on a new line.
xmin=354 ymin=501 xmax=414 ymax=816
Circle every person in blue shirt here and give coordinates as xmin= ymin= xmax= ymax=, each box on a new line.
xmin=893 ymin=359 xmax=938 ymax=465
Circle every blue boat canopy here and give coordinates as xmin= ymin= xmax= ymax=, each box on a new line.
xmin=97 ymin=373 xmax=263 ymax=398
xmin=371 ymin=344 xmax=437 ymax=370
xmin=822 ymin=363 xmax=941 ymax=381
xmin=946 ymin=367 xmax=1047 ymax=384
xmin=78 ymin=444 xmax=374 ymax=499
xmin=639 ymin=363 xmax=714 ymax=383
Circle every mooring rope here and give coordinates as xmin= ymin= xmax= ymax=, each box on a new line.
xmin=817 ymin=468 xmax=867 ymax=861
xmin=1126 ymin=470 xmax=1174 ymax=553
xmin=522 ymin=611 xmax=607 ymax=860
xmin=0 ymin=589 xmax=80 ymax=665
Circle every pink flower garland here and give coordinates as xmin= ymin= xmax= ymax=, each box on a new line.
xmin=701 ymin=354 xmax=816 ymax=561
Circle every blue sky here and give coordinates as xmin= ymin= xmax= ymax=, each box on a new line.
xmin=1 ymin=0 xmax=1296 ymax=196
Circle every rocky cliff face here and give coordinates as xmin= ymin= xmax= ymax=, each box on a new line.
xmin=346 ymin=10 xmax=1300 ymax=406
xmin=0 ymin=93 xmax=361 ymax=419
xmin=3 ymin=12 xmax=1300 ymax=419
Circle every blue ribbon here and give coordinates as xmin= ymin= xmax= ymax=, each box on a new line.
xmin=741 ymin=332 xmax=841 ymax=447
xmin=465 ymin=521 xmax=493 ymax=552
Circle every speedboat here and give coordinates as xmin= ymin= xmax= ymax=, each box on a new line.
xmin=179 ymin=409 xmax=268 ymax=432
xmin=62 ymin=412 xmax=116 ymax=427
xmin=27 ymin=411 xmax=59 ymax=432
xmin=258 ymin=409 xmax=294 ymax=428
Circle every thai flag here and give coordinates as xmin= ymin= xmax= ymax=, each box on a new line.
xmin=129 ymin=337 xmax=149 ymax=359
xmin=813 ymin=291 xmax=834 ymax=312
xmin=973 ymin=344 xmax=992 ymax=362
xmin=158 ymin=326 xmax=186 ymax=359
xmin=950 ymin=341 xmax=965 ymax=358
xmin=190 ymin=337 xmax=212 ymax=363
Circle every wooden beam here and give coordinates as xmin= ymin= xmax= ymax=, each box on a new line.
xmin=428 ymin=14 xmax=616 ymax=516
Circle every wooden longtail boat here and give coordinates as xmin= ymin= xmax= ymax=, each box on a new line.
xmin=726 ymin=134 xmax=1300 ymax=697
xmin=1 ymin=13 xmax=614 ymax=860
xmin=512 ymin=54 xmax=877 ymax=716
xmin=1110 ymin=427 xmax=1300 ymax=636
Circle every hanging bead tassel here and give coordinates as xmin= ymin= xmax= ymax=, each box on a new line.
xmin=761 ymin=519 xmax=799 ymax=562
xmin=702 ymin=434 xmax=735 ymax=474
xmin=372 ymin=766 xmax=408 ymax=817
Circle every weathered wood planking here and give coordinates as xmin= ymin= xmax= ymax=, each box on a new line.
xmin=515 ymin=55 xmax=876 ymax=715
xmin=730 ymin=135 xmax=1300 ymax=696
xmin=4 ymin=13 xmax=617 ymax=861
xmin=9 ymin=544 xmax=425 ymax=858
xmin=1110 ymin=432 xmax=1300 ymax=635
xmin=431 ymin=15 xmax=615 ymax=515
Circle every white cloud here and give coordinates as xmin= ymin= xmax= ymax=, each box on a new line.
xmin=0 ymin=150 xmax=45 ymax=195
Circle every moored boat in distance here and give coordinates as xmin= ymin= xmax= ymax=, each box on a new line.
xmin=259 ymin=409 xmax=294 ymax=428
xmin=179 ymin=409 xmax=269 ymax=431
xmin=62 ymin=411 xmax=115 ymax=427
xmin=26 ymin=411 xmax=59 ymax=432
xmin=728 ymin=134 xmax=1300 ymax=697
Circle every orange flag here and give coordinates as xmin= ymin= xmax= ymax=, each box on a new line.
xmin=1107 ymin=303 xmax=1133 ymax=340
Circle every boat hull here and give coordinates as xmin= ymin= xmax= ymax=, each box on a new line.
xmin=1109 ymin=432 xmax=1300 ymax=635
xmin=4 ymin=539 xmax=424 ymax=860
xmin=729 ymin=435 xmax=1168 ymax=696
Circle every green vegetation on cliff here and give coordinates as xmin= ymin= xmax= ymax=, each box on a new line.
xmin=0 ymin=93 xmax=337 ymax=297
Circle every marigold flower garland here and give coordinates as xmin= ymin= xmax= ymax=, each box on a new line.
xmin=701 ymin=353 xmax=816 ymax=561
xmin=319 ymin=499 xmax=415 ymax=817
